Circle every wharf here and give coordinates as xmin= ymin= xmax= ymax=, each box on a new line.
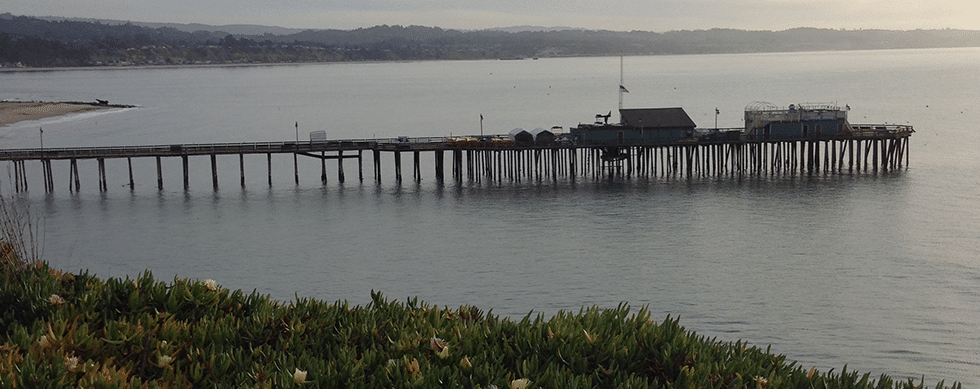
xmin=0 ymin=126 xmax=912 ymax=193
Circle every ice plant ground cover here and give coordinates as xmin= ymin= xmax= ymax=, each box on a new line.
xmin=0 ymin=259 xmax=962 ymax=388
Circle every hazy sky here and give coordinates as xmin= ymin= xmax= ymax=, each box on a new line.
xmin=7 ymin=0 xmax=980 ymax=32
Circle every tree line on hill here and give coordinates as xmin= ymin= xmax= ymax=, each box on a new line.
xmin=2 ymin=13 xmax=980 ymax=67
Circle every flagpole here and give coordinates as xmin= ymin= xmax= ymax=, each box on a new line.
xmin=619 ymin=56 xmax=624 ymax=114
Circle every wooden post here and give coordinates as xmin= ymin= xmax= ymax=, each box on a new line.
xmin=97 ymin=158 xmax=106 ymax=192
xmin=240 ymin=153 xmax=245 ymax=187
xmin=41 ymin=160 xmax=48 ymax=193
xmin=373 ymin=149 xmax=382 ymax=182
xmin=338 ymin=149 xmax=345 ymax=183
xmin=357 ymin=150 xmax=363 ymax=182
xmin=127 ymin=157 xmax=134 ymax=190
xmin=320 ymin=151 xmax=327 ymax=184
xmin=156 ymin=156 xmax=164 ymax=190
xmin=182 ymin=155 xmax=189 ymax=190
xmin=394 ymin=151 xmax=402 ymax=183
xmin=211 ymin=154 xmax=218 ymax=189
xmin=413 ymin=151 xmax=421 ymax=182
xmin=21 ymin=161 xmax=28 ymax=192
xmin=13 ymin=161 xmax=19 ymax=193
xmin=872 ymin=139 xmax=879 ymax=172
xmin=69 ymin=159 xmax=78 ymax=193
xmin=267 ymin=153 xmax=273 ymax=186
xmin=435 ymin=149 xmax=444 ymax=181
xmin=293 ymin=153 xmax=299 ymax=184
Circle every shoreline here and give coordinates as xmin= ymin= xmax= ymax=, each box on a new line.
xmin=0 ymin=100 xmax=136 ymax=127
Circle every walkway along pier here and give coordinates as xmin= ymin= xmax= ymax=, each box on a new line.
xmin=0 ymin=127 xmax=912 ymax=193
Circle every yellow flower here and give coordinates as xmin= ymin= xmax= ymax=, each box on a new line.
xmin=293 ymin=368 xmax=307 ymax=383
xmin=510 ymin=378 xmax=531 ymax=389
xmin=405 ymin=358 xmax=421 ymax=375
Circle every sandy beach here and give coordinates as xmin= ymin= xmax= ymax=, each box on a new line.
xmin=0 ymin=101 xmax=117 ymax=127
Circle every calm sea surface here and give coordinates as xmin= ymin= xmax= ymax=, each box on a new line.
xmin=2 ymin=48 xmax=980 ymax=385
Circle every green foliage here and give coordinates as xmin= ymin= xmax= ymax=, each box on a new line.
xmin=0 ymin=262 xmax=961 ymax=388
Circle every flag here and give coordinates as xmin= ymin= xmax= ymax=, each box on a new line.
xmin=619 ymin=85 xmax=629 ymax=93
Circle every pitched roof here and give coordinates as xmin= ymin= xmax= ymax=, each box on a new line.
xmin=620 ymin=108 xmax=696 ymax=129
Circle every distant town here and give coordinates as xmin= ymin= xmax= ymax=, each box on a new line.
xmin=2 ymin=13 xmax=980 ymax=68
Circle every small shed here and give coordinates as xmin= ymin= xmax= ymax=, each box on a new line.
xmin=530 ymin=127 xmax=555 ymax=143
xmin=509 ymin=128 xmax=533 ymax=143
xmin=309 ymin=130 xmax=327 ymax=142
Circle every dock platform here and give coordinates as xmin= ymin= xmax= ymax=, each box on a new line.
xmin=0 ymin=127 xmax=913 ymax=193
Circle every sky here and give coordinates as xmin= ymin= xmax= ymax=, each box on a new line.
xmin=6 ymin=0 xmax=980 ymax=32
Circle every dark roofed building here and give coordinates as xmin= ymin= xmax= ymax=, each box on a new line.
xmin=620 ymin=108 xmax=696 ymax=130
xmin=570 ymin=107 xmax=698 ymax=145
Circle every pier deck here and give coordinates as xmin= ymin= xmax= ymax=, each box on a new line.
xmin=0 ymin=128 xmax=913 ymax=193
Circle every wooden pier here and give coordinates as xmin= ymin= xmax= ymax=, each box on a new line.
xmin=0 ymin=127 xmax=912 ymax=193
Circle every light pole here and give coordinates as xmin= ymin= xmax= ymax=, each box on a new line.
xmin=714 ymin=108 xmax=719 ymax=129
xmin=293 ymin=122 xmax=299 ymax=184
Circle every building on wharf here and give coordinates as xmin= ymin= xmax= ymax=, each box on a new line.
xmin=0 ymin=102 xmax=913 ymax=193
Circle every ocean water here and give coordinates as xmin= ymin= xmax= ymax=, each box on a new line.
xmin=2 ymin=47 xmax=980 ymax=385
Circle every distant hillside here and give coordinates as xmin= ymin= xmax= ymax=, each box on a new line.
xmin=2 ymin=13 xmax=980 ymax=68
xmin=486 ymin=26 xmax=580 ymax=33
xmin=33 ymin=15 xmax=305 ymax=36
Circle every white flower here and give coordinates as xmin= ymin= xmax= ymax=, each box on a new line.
xmin=510 ymin=378 xmax=531 ymax=389
xmin=37 ymin=335 xmax=49 ymax=348
xmin=157 ymin=355 xmax=173 ymax=367
xmin=65 ymin=356 xmax=79 ymax=372
xmin=293 ymin=368 xmax=307 ymax=384
xmin=48 ymin=294 xmax=65 ymax=305
xmin=203 ymin=279 xmax=217 ymax=291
